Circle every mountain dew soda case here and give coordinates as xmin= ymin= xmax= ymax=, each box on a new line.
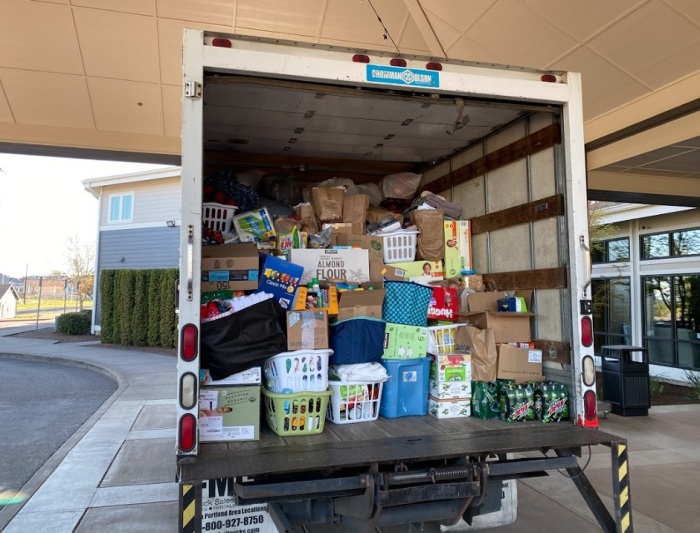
xmin=541 ymin=382 xmax=570 ymax=422
xmin=471 ymin=381 xmax=503 ymax=419
xmin=499 ymin=383 xmax=537 ymax=422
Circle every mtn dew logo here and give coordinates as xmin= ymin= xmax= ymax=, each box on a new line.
xmin=366 ymin=65 xmax=439 ymax=88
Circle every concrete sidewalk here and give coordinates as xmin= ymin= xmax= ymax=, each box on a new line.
xmin=1 ymin=327 xmax=699 ymax=532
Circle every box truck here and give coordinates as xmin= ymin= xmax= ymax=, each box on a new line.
xmin=176 ymin=29 xmax=632 ymax=533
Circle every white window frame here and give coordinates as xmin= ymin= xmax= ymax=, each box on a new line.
xmin=108 ymin=192 xmax=134 ymax=224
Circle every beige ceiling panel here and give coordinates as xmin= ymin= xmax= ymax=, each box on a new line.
xmin=397 ymin=15 xmax=431 ymax=55
xmin=667 ymin=0 xmax=700 ymax=25
xmin=162 ymin=84 xmax=182 ymax=139
xmin=447 ymin=33 xmax=505 ymax=64
xmin=88 ymin=78 xmax=163 ymax=136
xmin=70 ymin=0 xmax=156 ymax=16
xmin=33 ymin=0 xmax=68 ymax=3
xmin=0 ymin=69 xmax=94 ymax=128
xmin=74 ymin=8 xmax=159 ymax=83
xmin=321 ymin=0 xmax=407 ymax=48
xmin=158 ymin=19 xmax=232 ymax=86
xmin=588 ymin=0 xmax=700 ymax=89
xmin=420 ymin=0 xmax=496 ymax=34
xmin=156 ymin=0 xmax=235 ymax=26
xmin=550 ymin=46 xmax=648 ymax=121
xmin=521 ymin=0 xmax=644 ymax=41
xmin=0 ymin=0 xmax=82 ymax=74
xmin=0 ymin=83 xmax=13 ymax=123
xmin=422 ymin=11 xmax=461 ymax=53
xmin=465 ymin=1 xmax=578 ymax=69
xmin=236 ymin=0 xmax=323 ymax=38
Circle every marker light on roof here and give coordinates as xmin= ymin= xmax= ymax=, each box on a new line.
xmin=391 ymin=58 xmax=407 ymax=67
xmin=352 ymin=54 xmax=370 ymax=63
xmin=212 ymin=38 xmax=232 ymax=48
xmin=426 ymin=62 xmax=443 ymax=71
xmin=541 ymin=74 xmax=558 ymax=83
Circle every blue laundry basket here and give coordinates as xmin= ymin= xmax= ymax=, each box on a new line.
xmin=379 ymin=357 xmax=431 ymax=418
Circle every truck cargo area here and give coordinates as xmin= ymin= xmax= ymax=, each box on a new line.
xmin=177 ymin=32 xmax=631 ymax=533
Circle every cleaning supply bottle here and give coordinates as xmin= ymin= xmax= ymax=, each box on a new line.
xmin=312 ymin=278 xmax=323 ymax=307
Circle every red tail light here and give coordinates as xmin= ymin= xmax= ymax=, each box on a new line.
xmin=352 ymin=54 xmax=370 ymax=63
xmin=426 ymin=62 xmax=443 ymax=71
xmin=581 ymin=316 xmax=593 ymax=347
xmin=180 ymin=323 xmax=198 ymax=361
xmin=179 ymin=414 xmax=196 ymax=452
xmin=583 ymin=390 xmax=597 ymax=423
xmin=391 ymin=58 xmax=407 ymax=67
xmin=541 ymin=74 xmax=557 ymax=83
xmin=212 ymin=38 xmax=232 ymax=48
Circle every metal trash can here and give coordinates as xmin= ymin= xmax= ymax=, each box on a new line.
xmin=601 ymin=345 xmax=650 ymax=416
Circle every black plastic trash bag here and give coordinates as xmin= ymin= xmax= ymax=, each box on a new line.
xmin=200 ymin=298 xmax=287 ymax=380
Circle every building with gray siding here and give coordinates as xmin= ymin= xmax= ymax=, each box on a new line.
xmin=83 ymin=167 xmax=181 ymax=332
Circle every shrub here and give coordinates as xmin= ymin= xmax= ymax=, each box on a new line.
xmin=147 ymin=270 xmax=163 ymax=347
xmin=56 ymin=312 xmax=91 ymax=335
xmin=100 ymin=270 xmax=116 ymax=344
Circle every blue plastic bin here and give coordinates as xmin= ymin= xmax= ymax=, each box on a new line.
xmin=379 ymin=357 xmax=431 ymax=418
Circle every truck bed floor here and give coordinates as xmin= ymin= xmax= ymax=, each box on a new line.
xmin=178 ymin=416 xmax=621 ymax=482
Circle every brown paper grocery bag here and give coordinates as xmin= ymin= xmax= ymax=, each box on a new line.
xmin=295 ymin=203 xmax=319 ymax=234
xmin=456 ymin=326 xmax=497 ymax=381
xmin=411 ymin=209 xmax=445 ymax=261
xmin=311 ymin=187 xmax=344 ymax=222
xmin=343 ymin=194 xmax=369 ymax=234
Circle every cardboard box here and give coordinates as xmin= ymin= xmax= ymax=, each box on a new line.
xmin=333 ymin=233 xmax=384 ymax=264
xmin=444 ymin=221 xmax=462 ymax=278
xmin=199 ymin=367 xmax=262 ymax=386
xmin=294 ymin=283 xmax=339 ymax=315
xmin=390 ymin=260 xmax=444 ymax=284
xmin=337 ymin=288 xmax=386 ymax=321
xmin=232 ymin=207 xmax=276 ymax=242
xmin=287 ymin=310 xmax=329 ymax=350
xmin=497 ymin=345 xmax=543 ymax=383
xmin=370 ymin=261 xmax=404 ymax=282
xmin=429 ymin=379 xmax=472 ymax=400
xmin=288 ymin=248 xmax=370 ymax=285
xmin=428 ymin=286 xmax=458 ymax=322
xmin=382 ymin=323 xmax=428 ymax=359
xmin=258 ymin=254 xmax=304 ymax=310
xmin=201 ymin=243 xmax=260 ymax=292
xmin=431 ymin=353 xmax=472 ymax=382
xmin=198 ymin=386 xmax=260 ymax=442
xmin=458 ymin=220 xmax=472 ymax=272
xmin=429 ymin=396 xmax=471 ymax=418
xmin=461 ymin=291 xmax=534 ymax=343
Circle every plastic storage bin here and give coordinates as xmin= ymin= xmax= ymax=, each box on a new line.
xmin=427 ymin=323 xmax=467 ymax=355
xmin=382 ymin=230 xmax=419 ymax=264
xmin=263 ymin=349 xmax=332 ymax=393
xmin=379 ymin=357 xmax=431 ymax=418
xmin=262 ymin=388 xmax=332 ymax=436
xmin=327 ymin=380 xmax=385 ymax=424
xmin=203 ymin=202 xmax=238 ymax=236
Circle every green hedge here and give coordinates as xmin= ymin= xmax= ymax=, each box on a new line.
xmin=100 ymin=268 xmax=178 ymax=350
xmin=56 ymin=311 xmax=91 ymax=335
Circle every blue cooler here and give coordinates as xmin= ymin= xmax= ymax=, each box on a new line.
xmin=379 ymin=357 xmax=431 ymax=418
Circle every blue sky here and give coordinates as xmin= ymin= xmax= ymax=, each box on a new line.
xmin=0 ymin=154 xmax=168 ymax=278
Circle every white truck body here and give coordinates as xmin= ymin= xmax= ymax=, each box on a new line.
xmin=176 ymin=30 xmax=631 ymax=533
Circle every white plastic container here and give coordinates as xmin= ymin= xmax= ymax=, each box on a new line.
xmin=263 ymin=349 xmax=332 ymax=393
xmin=427 ymin=323 xmax=468 ymax=355
xmin=327 ymin=380 xmax=385 ymax=424
xmin=203 ymin=202 xmax=238 ymax=236
xmin=382 ymin=230 xmax=419 ymax=264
